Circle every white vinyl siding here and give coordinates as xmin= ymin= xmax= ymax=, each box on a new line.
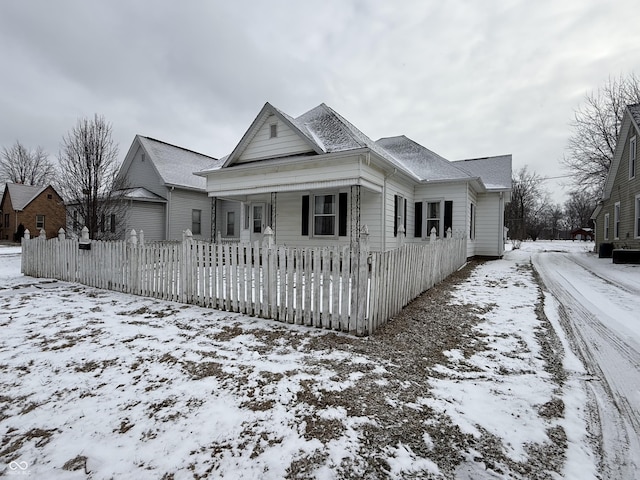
xmin=121 ymin=146 xmax=166 ymax=198
xmin=474 ymin=193 xmax=503 ymax=257
xmin=237 ymin=118 xmax=314 ymax=163
xmin=169 ymin=189 xmax=212 ymax=240
xmin=127 ymin=202 xmax=165 ymax=242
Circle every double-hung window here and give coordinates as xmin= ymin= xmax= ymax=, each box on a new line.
xmin=469 ymin=203 xmax=476 ymax=240
xmin=614 ymin=202 xmax=620 ymax=239
xmin=192 ymin=209 xmax=202 ymax=235
xmin=314 ymin=194 xmax=336 ymax=236
xmin=604 ymin=213 xmax=610 ymax=240
xmin=227 ymin=211 xmax=236 ymax=236
xmin=426 ymin=201 xmax=441 ymax=237
xmin=36 ymin=215 xmax=45 ymax=229
xmin=630 ymin=136 xmax=637 ymax=179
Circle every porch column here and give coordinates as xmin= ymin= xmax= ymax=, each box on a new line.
xmin=210 ymin=197 xmax=217 ymax=242
xmin=350 ymin=185 xmax=361 ymax=246
xmin=270 ymin=192 xmax=277 ymax=243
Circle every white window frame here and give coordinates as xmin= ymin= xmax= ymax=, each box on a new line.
xmin=614 ymin=202 xmax=620 ymax=240
xmin=312 ymin=192 xmax=337 ymax=238
xmin=226 ymin=211 xmax=235 ymax=237
xmin=604 ymin=213 xmax=610 ymax=240
xmin=630 ymin=136 xmax=637 ymax=179
xmin=269 ymin=123 xmax=278 ymax=139
xmin=469 ymin=202 xmax=476 ymax=240
xmin=635 ymin=194 xmax=640 ymax=239
xmin=425 ymin=199 xmax=444 ymax=238
xmin=192 ymin=209 xmax=202 ymax=236
xmin=395 ymin=194 xmax=405 ymax=236
xmin=36 ymin=214 xmax=45 ymax=230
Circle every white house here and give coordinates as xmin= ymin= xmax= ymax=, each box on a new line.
xmin=197 ymin=102 xmax=512 ymax=258
xmin=116 ymin=135 xmax=239 ymax=241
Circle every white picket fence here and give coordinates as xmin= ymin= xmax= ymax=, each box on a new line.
xmin=21 ymin=227 xmax=466 ymax=336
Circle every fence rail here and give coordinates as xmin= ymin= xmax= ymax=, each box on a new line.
xmin=21 ymin=227 xmax=466 ymax=335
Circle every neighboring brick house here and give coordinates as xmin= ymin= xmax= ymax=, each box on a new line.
xmin=0 ymin=183 xmax=66 ymax=241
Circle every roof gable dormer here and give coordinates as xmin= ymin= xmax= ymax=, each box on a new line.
xmin=223 ymin=103 xmax=324 ymax=167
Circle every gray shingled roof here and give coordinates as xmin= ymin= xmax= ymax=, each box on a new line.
xmin=452 ymin=155 xmax=513 ymax=190
xmin=375 ymin=136 xmax=473 ymax=182
xmin=5 ymin=183 xmax=47 ymax=210
xmin=138 ymin=137 xmax=223 ymax=190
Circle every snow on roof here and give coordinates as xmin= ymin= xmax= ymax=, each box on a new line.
xmin=375 ymin=136 xmax=473 ymax=182
xmin=452 ymin=155 xmax=513 ymax=190
xmin=115 ymin=187 xmax=166 ymax=201
xmin=138 ymin=137 xmax=223 ymax=190
xmin=5 ymin=183 xmax=47 ymax=210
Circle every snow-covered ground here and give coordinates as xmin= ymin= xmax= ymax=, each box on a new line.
xmin=0 ymin=241 xmax=637 ymax=479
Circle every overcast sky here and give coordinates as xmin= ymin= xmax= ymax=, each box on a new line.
xmin=1 ymin=0 xmax=638 ymax=203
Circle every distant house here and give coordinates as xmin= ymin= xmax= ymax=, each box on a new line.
xmin=112 ymin=136 xmax=233 ymax=242
xmin=197 ymin=102 xmax=512 ymax=258
xmin=591 ymin=104 xmax=640 ymax=250
xmin=0 ymin=183 xmax=65 ymax=241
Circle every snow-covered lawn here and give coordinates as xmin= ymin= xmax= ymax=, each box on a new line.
xmin=0 ymin=240 xmax=623 ymax=479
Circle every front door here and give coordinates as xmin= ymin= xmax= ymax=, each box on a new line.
xmin=250 ymin=203 xmax=266 ymax=243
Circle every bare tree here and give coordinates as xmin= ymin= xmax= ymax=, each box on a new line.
xmin=564 ymin=190 xmax=596 ymax=231
xmin=505 ymin=166 xmax=550 ymax=241
xmin=564 ymin=72 xmax=640 ymax=197
xmin=57 ymin=114 xmax=127 ymax=239
xmin=0 ymin=140 xmax=56 ymax=185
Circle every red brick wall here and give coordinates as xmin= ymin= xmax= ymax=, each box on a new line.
xmin=0 ymin=186 xmax=66 ymax=240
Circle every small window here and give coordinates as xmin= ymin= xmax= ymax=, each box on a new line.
xmin=227 ymin=211 xmax=235 ymax=236
xmin=192 ymin=209 xmax=202 ymax=235
xmin=4 ymin=213 xmax=9 ymax=228
xmin=110 ymin=214 xmax=116 ymax=234
xmin=469 ymin=203 xmax=476 ymax=240
xmin=270 ymin=123 xmax=278 ymax=139
xmin=394 ymin=195 xmax=406 ymax=237
xmin=100 ymin=214 xmax=106 ymax=233
xmin=47 ymin=194 xmax=52 ymax=199
xmin=614 ymin=202 xmax=620 ymax=239
xmin=604 ymin=213 xmax=610 ymax=240
xmin=630 ymin=136 xmax=637 ymax=179
xmin=313 ymin=194 xmax=336 ymax=236
xmin=244 ymin=204 xmax=250 ymax=230
xmin=36 ymin=215 xmax=45 ymax=229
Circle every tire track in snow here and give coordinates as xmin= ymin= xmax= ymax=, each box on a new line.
xmin=532 ymin=252 xmax=640 ymax=479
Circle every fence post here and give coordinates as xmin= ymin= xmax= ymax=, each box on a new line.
xmin=58 ymin=228 xmax=66 ymax=241
xmin=263 ymin=227 xmax=276 ymax=318
xmin=21 ymin=229 xmax=30 ymax=275
xmin=397 ymin=224 xmax=405 ymax=246
xmin=139 ymin=230 xmax=144 ymax=246
xmin=39 ymin=228 xmax=46 ymax=239
xmin=182 ymin=229 xmax=193 ymax=303
xmin=351 ymin=225 xmax=370 ymax=336
xmin=430 ymin=227 xmax=437 ymax=242
xmin=446 ymin=227 xmax=452 ymax=239
xmin=24 ymin=229 xmax=31 ymax=240
xmin=81 ymin=227 xmax=90 ymax=242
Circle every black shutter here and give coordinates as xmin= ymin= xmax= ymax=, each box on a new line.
xmin=403 ymin=199 xmax=407 ymax=236
xmin=338 ymin=192 xmax=347 ymax=236
xmin=415 ymin=202 xmax=422 ymax=238
xmin=444 ymin=201 xmax=453 ymax=234
xmin=394 ymin=195 xmax=398 ymax=237
xmin=302 ymin=195 xmax=309 ymax=236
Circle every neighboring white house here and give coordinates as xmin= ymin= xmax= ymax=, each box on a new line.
xmin=115 ymin=135 xmax=238 ymax=241
xmin=197 ymin=102 xmax=512 ymax=258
